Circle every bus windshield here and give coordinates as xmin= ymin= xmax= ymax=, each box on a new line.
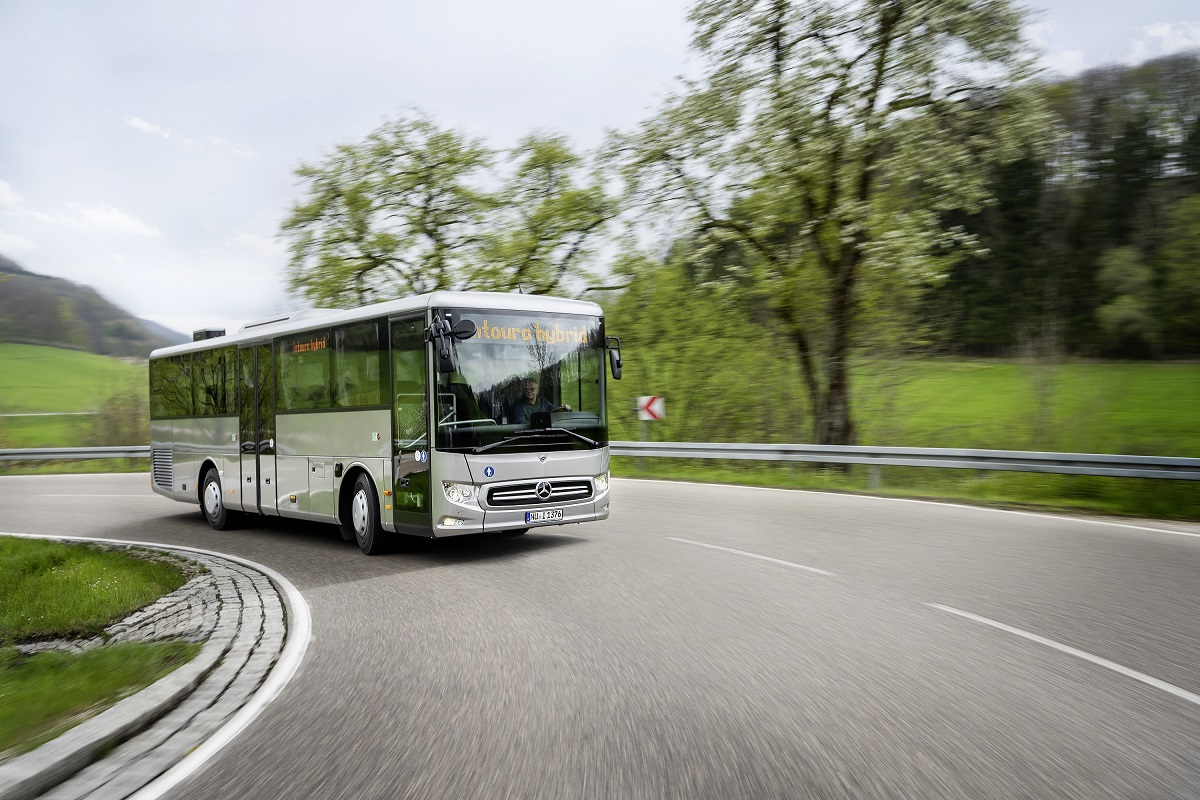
xmin=434 ymin=309 xmax=607 ymax=453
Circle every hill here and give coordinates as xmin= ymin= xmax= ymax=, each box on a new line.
xmin=0 ymin=254 xmax=188 ymax=358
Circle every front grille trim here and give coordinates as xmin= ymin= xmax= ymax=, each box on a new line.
xmin=486 ymin=479 xmax=593 ymax=507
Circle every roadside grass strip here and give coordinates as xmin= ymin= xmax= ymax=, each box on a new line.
xmin=0 ymin=538 xmax=187 ymax=641
xmin=0 ymin=537 xmax=200 ymax=758
xmin=0 ymin=642 xmax=201 ymax=757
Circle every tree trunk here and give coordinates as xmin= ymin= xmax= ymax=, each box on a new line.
xmin=814 ymin=254 xmax=859 ymax=448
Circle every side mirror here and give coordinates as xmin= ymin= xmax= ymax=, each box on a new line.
xmin=452 ymin=319 xmax=477 ymax=340
xmin=606 ymin=336 xmax=622 ymax=381
xmin=426 ymin=314 xmax=459 ymax=373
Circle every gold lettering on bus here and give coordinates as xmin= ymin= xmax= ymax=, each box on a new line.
xmin=290 ymin=336 xmax=328 ymax=354
xmin=472 ymin=320 xmax=590 ymax=346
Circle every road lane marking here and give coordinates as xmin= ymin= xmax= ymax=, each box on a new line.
xmin=618 ymin=478 xmax=1200 ymax=540
xmin=927 ymin=603 xmax=1200 ymax=708
xmin=667 ymin=537 xmax=835 ymax=576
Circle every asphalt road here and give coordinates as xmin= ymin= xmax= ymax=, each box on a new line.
xmin=3 ymin=474 xmax=1199 ymax=799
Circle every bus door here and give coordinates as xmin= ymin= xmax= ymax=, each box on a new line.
xmin=238 ymin=342 xmax=278 ymax=516
xmin=390 ymin=316 xmax=431 ymax=533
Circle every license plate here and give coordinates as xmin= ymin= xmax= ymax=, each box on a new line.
xmin=526 ymin=508 xmax=563 ymax=524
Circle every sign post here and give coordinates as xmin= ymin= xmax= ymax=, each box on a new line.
xmin=636 ymin=396 xmax=665 ymax=473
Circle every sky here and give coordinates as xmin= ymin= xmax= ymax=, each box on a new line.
xmin=1 ymin=1 xmax=1197 ymax=339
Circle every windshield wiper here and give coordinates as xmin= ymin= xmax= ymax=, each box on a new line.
xmin=470 ymin=427 xmax=599 ymax=454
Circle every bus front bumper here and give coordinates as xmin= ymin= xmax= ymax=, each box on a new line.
xmin=433 ymin=498 xmax=610 ymax=537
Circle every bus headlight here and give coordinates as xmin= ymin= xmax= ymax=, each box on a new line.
xmin=594 ymin=472 xmax=609 ymax=494
xmin=442 ymin=482 xmax=475 ymax=504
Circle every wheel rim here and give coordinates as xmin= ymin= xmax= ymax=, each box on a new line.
xmin=204 ymin=480 xmax=222 ymax=519
xmin=351 ymin=489 xmax=370 ymax=542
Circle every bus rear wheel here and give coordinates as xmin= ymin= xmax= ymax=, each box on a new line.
xmin=201 ymin=468 xmax=237 ymax=530
xmin=348 ymin=473 xmax=388 ymax=555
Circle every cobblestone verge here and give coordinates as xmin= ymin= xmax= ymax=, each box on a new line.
xmin=0 ymin=549 xmax=288 ymax=800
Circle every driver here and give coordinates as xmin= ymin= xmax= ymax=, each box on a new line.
xmin=510 ymin=377 xmax=570 ymax=423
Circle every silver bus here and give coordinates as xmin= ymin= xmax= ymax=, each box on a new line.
xmin=148 ymin=291 xmax=622 ymax=554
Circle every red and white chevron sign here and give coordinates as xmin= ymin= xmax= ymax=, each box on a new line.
xmin=637 ymin=395 xmax=665 ymax=421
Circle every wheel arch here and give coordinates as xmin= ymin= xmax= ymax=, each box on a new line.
xmin=336 ymin=462 xmax=379 ymax=525
xmin=196 ymin=457 xmax=223 ymax=506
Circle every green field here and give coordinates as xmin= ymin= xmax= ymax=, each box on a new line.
xmin=0 ymin=344 xmax=146 ymax=414
xmin=0 ymin=344 xmax=148 ymax=450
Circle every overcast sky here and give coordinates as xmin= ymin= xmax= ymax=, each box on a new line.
xmin=1 ymin=1 xmax=1197 ymax=338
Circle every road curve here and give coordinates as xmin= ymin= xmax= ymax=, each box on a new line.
xmin=3 ymin=474 xmax=1199 ymax=799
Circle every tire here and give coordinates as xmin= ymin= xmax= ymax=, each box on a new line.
xmin=337 ymin=486 xmax=356 ymax=542
xmin=201 ymin=468 xmax=237 ymax=530
xmin=348 ymin=473 xmax=388 ymax=555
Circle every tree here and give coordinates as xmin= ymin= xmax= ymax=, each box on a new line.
xmin=281 ymin=118 xmax=614 ymax=306
xmin=1159 ymin=196 xmax=1200 ymax=354
xmin=612 ymin=0 xmax=1046 ymax=445
xmin=282 ymin=114 xmax=493 ymax=306
xmin=473 ymin=134 xmax=615 ymax=294
xmin=1095 ymin=246 xmax=1159 ymax=356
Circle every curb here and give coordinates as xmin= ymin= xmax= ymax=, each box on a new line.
xmin=0 ymin=534 xmax=310 ymax=800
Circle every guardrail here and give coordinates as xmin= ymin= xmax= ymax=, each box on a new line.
xmin=3 ymin=444 xmax=1198 ymax=482
xmin=609 ymin=442 xmax=1200 ymax=482
xmin=0 ymin=446 xmax=151 ymax=462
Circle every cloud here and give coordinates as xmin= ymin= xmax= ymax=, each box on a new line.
xmin=126 ymin=116 xmax=172 ymax=138
xmin=0 ymin=229 xmax=36 ymax=252
xmin=1128 ymin=22 xmax=1200 ymax=64
xmin=0 ymin=180 xmax=24 ymax=210
xmin=208 ymin=135 xmax=256 ymax=158
xmin=1043 ymin=49 xmax=1086 ymax=76
xmin=25 ymin=203 xmax=162 ymax=237
xmin=228 ymin=231 xmax=284 ymax=260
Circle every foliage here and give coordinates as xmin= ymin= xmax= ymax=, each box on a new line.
xmin=1158 ymin=195 xmax=1200 ymax=354
xmin=1095 ymin=247 xmax=1159 ymax=355
xmin=931 ymin=52 xmax=1200 ymax=356
xmin=281 ymin=115 xmax=613 ymax=305
xmin=609 ymin=0 xmax=1047 ymax=445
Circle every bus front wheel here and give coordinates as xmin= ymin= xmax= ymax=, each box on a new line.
xmin=201 ymin=468 xmax=237 ymax=530
xmin=348 ymin=473 xmax=387 ymax=555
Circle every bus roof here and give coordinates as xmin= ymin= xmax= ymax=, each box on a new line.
xmin=149 ymin=290 xmax=605 ymax=359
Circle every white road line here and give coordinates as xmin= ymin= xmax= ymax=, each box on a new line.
xmin=0 ymin=531 xmax=312 ymax=799
xmin=617 ymin=478 xmax=1200 ymax=540
xmin=927 ymin=603 xmax=1200 ymax=708
xmin=667 ymin=537 xmax=835 ymax=576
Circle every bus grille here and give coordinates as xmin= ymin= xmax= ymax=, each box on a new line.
xmin=487 ymin=479 xmax=593 ymax=507
xmin=152 ymin=448 xmax=172 ymax=489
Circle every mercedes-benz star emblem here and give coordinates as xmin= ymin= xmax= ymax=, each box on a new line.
xmin=535 ymin=481 xmax=552 ymax=501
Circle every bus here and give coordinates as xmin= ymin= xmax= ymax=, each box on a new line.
xmin=148 ymin=291 xmax=622 ymax=554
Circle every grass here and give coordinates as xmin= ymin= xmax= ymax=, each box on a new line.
xmin=0 ymin=642 xmax=201 ymax=756
xmin=852 ymin=360 xmax=1200 ymax=455
xmin=612 ymin=458 xmax=1200 ymax=520
xmin=0 ymin=344 xmax=146 ymax=414
xmin=0 ymin=537 xmax=199 ymax=758
xmin=0 ymin=538 xmax=189 ymax=643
